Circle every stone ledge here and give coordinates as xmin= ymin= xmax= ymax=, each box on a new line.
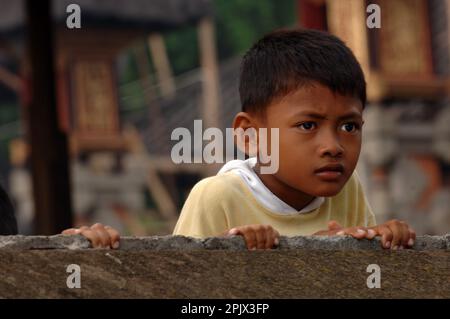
xmin=0 ymin=234 xmax=448 ymax=251
xmin=0 ymin=235 xmax=448 ymax=298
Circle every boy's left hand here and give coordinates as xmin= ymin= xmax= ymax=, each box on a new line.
xmin=317 ymin=219 xmax=416 ymax=250
xmin=62 ymin=223 xmax=120 ymax=249
xmin=368 ymin=219 xmax=416 ymax=250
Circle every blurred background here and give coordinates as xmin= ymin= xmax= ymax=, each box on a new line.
xmin=0 ymin=0 xmax=448 ymax=236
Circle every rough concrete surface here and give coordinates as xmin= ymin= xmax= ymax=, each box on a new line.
xmin=0 ymin=235 xmax=448 ymax=298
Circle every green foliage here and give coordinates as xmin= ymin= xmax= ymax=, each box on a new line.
xmin=214 ymin=0 xmax=296 ymax=60
xmin=162 ymin=0 xmax=296 ymax=75
xmin=164 ymin=26 xmax=200 ymax=76
xmin=118 ymin=0 xmax=297 ymax=107
xmin=0 ymin=102 xmax=19 ymax=125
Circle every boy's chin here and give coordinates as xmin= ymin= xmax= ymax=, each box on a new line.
xmin=311 ymin=185 xmax=343 ymax=197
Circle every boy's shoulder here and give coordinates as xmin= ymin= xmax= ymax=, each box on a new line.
xmin=189 ymin=172 xmax=245 ymax=202
xmin=192 ymin=171 xmax=244 ymax=195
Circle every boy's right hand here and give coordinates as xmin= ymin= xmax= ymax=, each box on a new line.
xmin=224 ymin=224 xmax=280 ymax=250
xmin=62 ymin=223 xmax=120 ymax=249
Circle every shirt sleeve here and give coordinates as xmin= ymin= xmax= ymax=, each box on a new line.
xmin=172 ymin=177 xmax=230 ymax=238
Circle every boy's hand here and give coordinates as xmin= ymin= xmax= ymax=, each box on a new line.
xmin=62 ymin=223 xmax=120 ymax=249
xmin=225 ymin=224 xmax=280 ymax=250
xmin=369 ymin=219 xmax=416 ymax=250
xmin=314 ymin=220 xmax=416 ymax=250
xmin=313 ymin=220 xmax=376 ymax=239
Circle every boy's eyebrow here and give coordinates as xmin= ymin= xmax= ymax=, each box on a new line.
xmin=294 ymin=110 xmax=362 ymax=121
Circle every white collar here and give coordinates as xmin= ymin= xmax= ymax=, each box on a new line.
xmin=217 ymin=158 xmax=324 ymax=215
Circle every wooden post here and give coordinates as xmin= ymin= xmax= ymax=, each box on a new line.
xmin=198 ymin=17 xmax=220 ymax=131
xmin=25 ymin=0 xmax=73 ymax=234
xmin=298 ymin=0 xmax=327 ymax=30
xmin=197 ymin=17 xmax=222 ymax=175
xmin=148 ymin=33 xmax=176 ymax=98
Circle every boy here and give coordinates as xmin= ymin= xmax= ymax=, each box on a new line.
xmin=173 ymin=29 xmax=416 ymax=250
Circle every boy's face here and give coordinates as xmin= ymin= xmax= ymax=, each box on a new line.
xmin=249 ymin=83 xmax=364 ymax=198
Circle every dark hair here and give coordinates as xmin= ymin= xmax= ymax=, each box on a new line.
xmin=239 ymin=28 xmax=366 ymax=114
xmin=0 ymin=184 xmax=18 ymax=235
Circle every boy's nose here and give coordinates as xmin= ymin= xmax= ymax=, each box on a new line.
xmin=318 ymin=136 xmax=344 ymax=158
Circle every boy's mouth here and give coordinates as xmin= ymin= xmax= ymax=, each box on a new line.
xmin=314 ymin=163 xmax=344 ymax=181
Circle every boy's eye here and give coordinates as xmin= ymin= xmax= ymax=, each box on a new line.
xmin=298 ymin=122 xmax=316 ymax=130
xmin=340 ymin=123 xmax=359 ymax=133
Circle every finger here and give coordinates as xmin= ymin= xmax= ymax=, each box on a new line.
xmin=263 ymin=226 xmax=274 ymax=249
xmin=366 ymin=228 xmax=377 ymax=240
xmin=348 ymin=228 xmax=367 ymax=239
xmin=255 ymin=226 xmax=267 ymax=250
xmin=62 ymin=225 xmax=89 ymax=235
xmin=79 ymin=229 xmax=101 ymax=248
xmin=336 ymin=230 xmax=346 ymax=236
xmin=265 ymin=229 xmax=280 ymax=247
xmin=273 ymin=229 xmax=280 ymax=246
xmin=104 ymin=226 xmax=120 ymax=249
xmin=243 ymin=229 xmax=257 ymax=250
xmin=408 ymin=227 xmax=416 ymax=247
xmin=227 ymin=228 xmax=239 ymax=236
xmin=399 ymin=222 xmax=410 ymax=248
xmin=388 ymin=221 xmax=403 ymax=250
xmin=379 ymin=225 xmax=393 ymax=249
xmin=273 ymin=229 xmax=280 ymax=248
xmin=91 ymin=223 xmax=113 ymax=248
xmin=327 ymin=220 xmax=343 ymax=231
xmin=61 ymin=228 xmax=79 ymax=235
xmin=263 ymin=226 xmax=277 ymax=249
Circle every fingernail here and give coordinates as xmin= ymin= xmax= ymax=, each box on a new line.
xmin=357 ymin=229 xmax=366 ymax=235
xmin=274 ymin=238 xmax=279 ymax=246
xmin=385 ymin=241 xmax=391 ymax=249
xmin=113 ymin=241 xmax=120 ymax=249
xmin=251 ymin=247 xmax=256 ymax=251
xmin=367 ymin=229 xmax=376 ymax=237
xmin=408 ymin=238 xmax=414 ymax=247
xmin=74 ymin=229 xmax=81 ymax=234
xmin=336 ymin=231 xmax=345 ymax=236
xmin=392 ymin=245 xmax=398 ymax=250
xmin=228 ymin=228 xmax=238 ymax=236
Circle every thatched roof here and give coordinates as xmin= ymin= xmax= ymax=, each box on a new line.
xmin=0 ymin=0 xmax=212 ymax=34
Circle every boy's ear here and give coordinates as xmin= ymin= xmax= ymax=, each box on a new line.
xmin=232 ymin=112 xmax=259 ymax=157
xmin=232 ymin=112 xmax=257 ymax=131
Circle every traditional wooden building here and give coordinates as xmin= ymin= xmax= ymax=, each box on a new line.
xmin=0 ymin=0 xmax=219 ymax=234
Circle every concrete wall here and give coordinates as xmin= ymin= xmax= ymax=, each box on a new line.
xmin=0 ymin=235 xmax=448 ymax=298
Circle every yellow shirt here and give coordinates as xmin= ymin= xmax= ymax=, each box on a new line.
xmin=173 ymin=171 xmax=376 ymax=238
